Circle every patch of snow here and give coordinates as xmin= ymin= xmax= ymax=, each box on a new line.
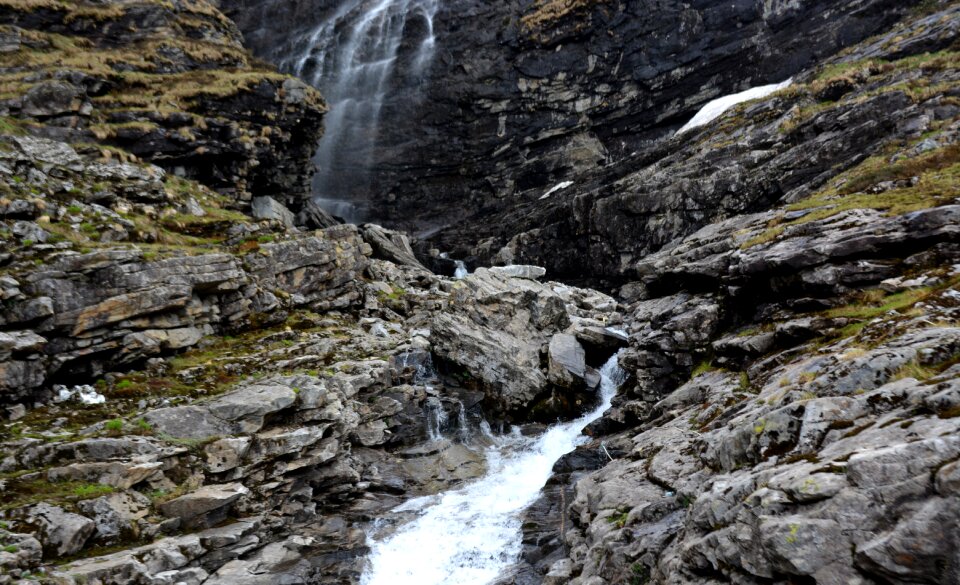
xmin=677 ymin=78 xmax=793 ymax=135
xmin=539 ymin=181 xmax=574 ymax=200
xmin=53 ymin=384 xmax=106 ymax=405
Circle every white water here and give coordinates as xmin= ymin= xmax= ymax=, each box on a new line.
xmin=361 ymin=353 xmax=626 ymax=585
xmin=454 ymin=260 xmax=469 ymax=279
xmin=279 ymin=0 xmax=440 ymax=219
xmin=677 ymin=78 xmax=793 ymax=134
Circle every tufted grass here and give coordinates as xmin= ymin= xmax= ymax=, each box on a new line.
xmin=742 ymin=142 xmax=960 ymax=249
xmin=0 ymin=479 xmax=113 ymax=512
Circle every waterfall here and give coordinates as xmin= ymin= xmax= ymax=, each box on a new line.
xmin=361 ymin=353 xmax=627 ymax=585
xmin=278 ymin=0 xmax=440 ymax=220
xmin=453 ymin=260 xmax=469 ymax=279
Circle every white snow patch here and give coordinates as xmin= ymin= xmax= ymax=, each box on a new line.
xmin=539 ymin=181 xmax=574 ymax=200
xmin=677 ymin=78 xmax=793 ymax=135
xmin=53 ymin=384 xmax=106 ymax=405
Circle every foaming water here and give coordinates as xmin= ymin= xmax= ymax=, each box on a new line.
xmin=361 ymin=353 xmax=626 ymax=585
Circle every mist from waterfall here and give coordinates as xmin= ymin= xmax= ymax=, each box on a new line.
xmin=274 ymin=0 xmax=439 ymax=223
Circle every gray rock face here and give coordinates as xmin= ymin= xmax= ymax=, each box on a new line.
xmin=489 ymin=265 xmax=547 ymax=280
xmin=251 ymin=196 xmax=296 ymax=227
xmin=25 ymin=503 xmax=95 ymax=557
xmin=204 ymin=537 xmax=315 ymax=584
xmin=431 ymin=267 xmax=617 ymax=418
xmin=547 ymin=333 xmax=588 ymax=389
xmin=0 ymin=214 xmax=369 ymax=404
xmin=159 ymin=483 xmax=249 ymax=528
xmin=427 ymin=5 xmax=960 ymax=284
xmin=77 ymin=493 xmax=150 ymax=543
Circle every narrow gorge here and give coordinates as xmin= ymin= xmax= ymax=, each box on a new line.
xmin=0 ymin=1 xmax=958 ymax=584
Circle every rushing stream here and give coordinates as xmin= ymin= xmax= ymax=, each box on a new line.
xmin=361 ymin=354 xmax=627 ymax=585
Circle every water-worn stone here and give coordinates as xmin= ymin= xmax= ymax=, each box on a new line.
xmin=548 ymin=333 xmax=588 ymax=389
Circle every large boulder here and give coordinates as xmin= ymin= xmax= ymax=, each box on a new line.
xmin=25 ymin=503 xmax=95 ymax=557
xmin=547 ymin=333 xmax=588 ymax=389
xmin=361 ymin=224 xmax=427 ymax=270
xmin=432 ymin=268 xmax=617 ymax=418
xmin=251 ymin=196 xmax=296 ymax=227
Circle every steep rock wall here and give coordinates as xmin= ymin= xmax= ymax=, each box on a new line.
xmin=222 ymin=0 xmax=923 ymax=236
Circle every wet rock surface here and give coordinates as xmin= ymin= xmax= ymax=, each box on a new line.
xmin=226 ymin=0 xmax=923 ymax=238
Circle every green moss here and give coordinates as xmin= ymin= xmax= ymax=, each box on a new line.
xmin=690 ymin=360 xmax=716 ymax=379
xmin=741 ymin=224 xmax=784 ymax=249
xmin=72 ymin=483 xmax=114 ymax=499
xmin=0 ymin=479 xmax=114 ymax=511
xmin=825 ymin=287 xmax=932 ymax=320
xmin=606 ymin=509 xmax=629 ymax=528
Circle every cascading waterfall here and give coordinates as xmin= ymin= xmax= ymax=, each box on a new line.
xmin=277 ymin=0 xmax=440 ymax=221
xmin=361 ymin=353 xmax=627 ymax=585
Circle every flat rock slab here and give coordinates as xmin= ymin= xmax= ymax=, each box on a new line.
xmin=489 ymin=265 xmax=547 ymax=280
xmin=205 ymin=383 xmax=298 ymax=433
xmin=159 ymin=483 xmax=249 ymax=528
xmin=144 ymin=406 xmax=237 ymax=441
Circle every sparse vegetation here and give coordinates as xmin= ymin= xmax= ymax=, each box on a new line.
xmin=690 ymin=360 xmax=716 ymax=379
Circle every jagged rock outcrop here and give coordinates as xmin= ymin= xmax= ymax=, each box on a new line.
xmin=513 ymin=88 xmax=960 ymax=583
xmin=432 ymin=3 xmax=960 ymax=285
xmin=432 ymin=267 xmax=620 ymax=420
xmin=0 ymin=132 xmax=369 ymax=408
xmin=1 ymin=222 xmax=368 ymax=405
xmin=0 ymin=0 xmax=325 ymax=211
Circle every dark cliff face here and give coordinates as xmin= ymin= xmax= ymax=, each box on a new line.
xmin=222 ymin=0 xmax=921 ymax=235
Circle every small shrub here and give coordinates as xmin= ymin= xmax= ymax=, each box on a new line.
xmin=104 ymin=419 xmax=123 ymax=433
xmin=135 ymin=418 xmax=153 ymax=434
xmin=606 ymin=509 xmax=629 ymax=528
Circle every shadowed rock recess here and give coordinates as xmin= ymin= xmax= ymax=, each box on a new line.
xmin=0 ymin=0 xmax=959 ymax=584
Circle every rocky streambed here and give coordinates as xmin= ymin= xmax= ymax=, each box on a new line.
xmin=0 ymin=0 xmax=959 ymax=584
